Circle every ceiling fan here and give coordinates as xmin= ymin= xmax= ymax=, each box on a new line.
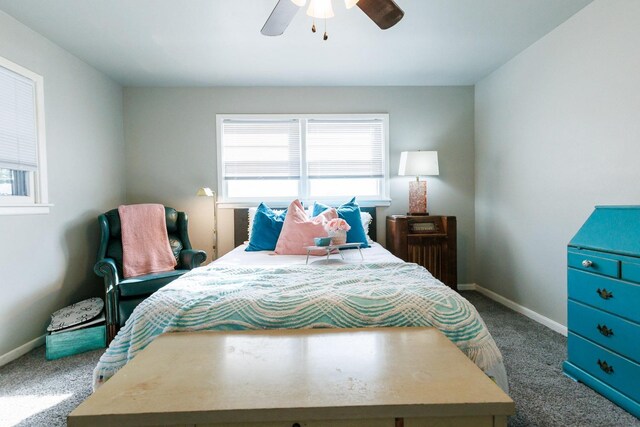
xmin=261 ymin=0 xmax=404 ymax=40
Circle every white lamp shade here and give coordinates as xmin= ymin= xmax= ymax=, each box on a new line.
xmin=307 ymin=0 xmax=335 ymax=19
xmin=291 ymin=0 xmax=307 ymax=6
xmin=398 ymin=151 xmax=439 ymax=176
xmin=196 ymin=187 xmax=215 ymax=197
xmin=345 ymin=0 xmax=359 ymax=9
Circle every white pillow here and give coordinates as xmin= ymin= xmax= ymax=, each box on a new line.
xmin=360 ymin=211 xmax=375 ymax=245
xmin=247 ymin=207 xmax=257 ymax=241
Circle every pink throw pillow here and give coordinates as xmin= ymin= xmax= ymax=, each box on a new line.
xmin=275 ymin=199 xmax=337 ymax=255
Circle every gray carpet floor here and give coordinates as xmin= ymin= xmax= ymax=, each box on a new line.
xmin=1 ymin=291 xmax=639 ymax=426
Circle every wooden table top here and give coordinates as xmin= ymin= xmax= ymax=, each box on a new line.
xmin=69 ymin=327 xmax=514 ymax=426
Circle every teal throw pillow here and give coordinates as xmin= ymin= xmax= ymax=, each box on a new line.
xmin=246 ymin=203 xmax=288 ymax=251
xmin=312 ymin=197 xmax=370 ymax=248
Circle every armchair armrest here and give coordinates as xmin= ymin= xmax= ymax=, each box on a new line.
xmin=94 ymin=258 xmax=119 ymax=288
xmin=179 ymin=249 xmax=207 ymax=269
xmin=94 ymin=257 xmax=120 ymax=340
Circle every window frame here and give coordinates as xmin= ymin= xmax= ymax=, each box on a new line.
xmin=0 ymin=55 xmax=50 ymax=215
xmin=216 ymin=113 xmax=390 ymax=208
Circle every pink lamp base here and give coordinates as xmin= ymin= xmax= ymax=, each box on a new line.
xmin=408 ymin=180 xmax=427 ymax=215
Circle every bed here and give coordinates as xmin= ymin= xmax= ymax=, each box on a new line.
xmin=93 ymin=207 xmax=508 ymax=393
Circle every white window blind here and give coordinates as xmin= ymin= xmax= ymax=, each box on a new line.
xmin=306 ymin=119 xmax=384 ymax=179
xmin=217 ymin=114 xmax=389 ymax=203
xmin=0 ymin=65 xmax=38 ymax=172
xmin=221 ymin=119 xmax=300 ymax=180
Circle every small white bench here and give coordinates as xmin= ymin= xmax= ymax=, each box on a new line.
xmin=69 ymin=327 xmax=514 ymax=427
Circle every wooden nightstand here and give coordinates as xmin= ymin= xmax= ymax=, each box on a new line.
xmin=386 ymin=215 xmax=457 ymax=290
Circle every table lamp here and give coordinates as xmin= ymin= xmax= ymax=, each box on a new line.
xmin=196 ymin=187 xmax=218 ymax=260
xmin=398 ymin=151 xmax=439 ymax=215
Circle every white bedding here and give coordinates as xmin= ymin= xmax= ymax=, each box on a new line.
xmin=214 ymin=241 xmax=404 ymax=267
xmin=93 ymin=241 xmax=509 ymax=393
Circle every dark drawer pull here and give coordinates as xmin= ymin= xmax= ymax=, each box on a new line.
xmin=596 ymin=288 xmax=613 ymax=299
xmin=597 ymin=324 xmax=614 ymax=337
xmin=597 ymin=359 xmax=614 ymax=374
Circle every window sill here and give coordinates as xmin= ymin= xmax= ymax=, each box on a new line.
xmin=0 ymin=204 xmax=53 ymax=215
xmin=217 ymin=199 xmax=392 ymax=209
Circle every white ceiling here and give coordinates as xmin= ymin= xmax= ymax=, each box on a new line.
xmin=0 ymin=0 xmax=592 ymax=86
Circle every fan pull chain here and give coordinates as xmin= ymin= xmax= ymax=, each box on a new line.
xmin=310 ymin=18 xmax=327 ymax=40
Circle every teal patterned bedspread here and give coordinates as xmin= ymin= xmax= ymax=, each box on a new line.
xmin=93 ymin=262 xmax=505 ymax=389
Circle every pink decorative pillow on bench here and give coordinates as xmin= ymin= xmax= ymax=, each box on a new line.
xmin=275 ymin=199 xmax=337 ymax=255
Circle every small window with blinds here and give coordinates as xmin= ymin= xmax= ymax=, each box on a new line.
xmin=306 ymin=119 xmax=384 ymax=199
xmin=217 ymin=114 xmax=388 ymax=203
xmin=0 ymin=56 xmax=48 ymax=214
xmin=220 ymin=119 xmax=301 ymax=200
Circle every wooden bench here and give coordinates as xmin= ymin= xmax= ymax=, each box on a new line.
xmin=69 ymin=327 xmax=514 ymax=426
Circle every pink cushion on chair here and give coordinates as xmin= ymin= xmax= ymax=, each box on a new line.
xmin=118 ymin=203 xmax=177 ymax=278
xmin=275 ymin=200 xmax=338 ymax=255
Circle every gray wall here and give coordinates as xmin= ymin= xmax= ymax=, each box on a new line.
xmin=474 ymin=0 xmax=640 ymax=326
xmin=0 ymin=11 xmax=126 ymax=358
xmin=123 ymin=87 xmax=476 ymax=281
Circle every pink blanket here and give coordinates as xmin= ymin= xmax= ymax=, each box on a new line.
xmin=118 ymin=204 xmax=177 ymax=278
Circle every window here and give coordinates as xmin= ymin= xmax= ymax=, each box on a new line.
xmin=220 ymin=119 xmax=301 ymax=199
xmin=0 ymin=56 xmax=49 ymax=215
xmin=217 ymin=114 xmax=389 ymax=206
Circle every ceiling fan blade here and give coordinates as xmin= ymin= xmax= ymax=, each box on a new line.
xmin=356 ymin=0 xmax=404 ymax=30
xmin=261 ymin=0 xmax=302 ymax=36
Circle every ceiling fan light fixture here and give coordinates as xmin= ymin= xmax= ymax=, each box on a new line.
xmin=306 ymin=0 xmax=335 ymax=19
xmin=262 ymin=0 xmax=404 ymax=38
xmin=345 ymin=0 xmax=360 ymax=9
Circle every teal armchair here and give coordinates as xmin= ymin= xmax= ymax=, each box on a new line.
xmin=94 ymin=206 xmax=206 ymax=342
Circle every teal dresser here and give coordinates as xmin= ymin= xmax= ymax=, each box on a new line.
xmin=564 ymin=206 xmax=640 ymax=418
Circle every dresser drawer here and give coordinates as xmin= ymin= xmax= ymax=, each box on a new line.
xmin=568 ymin=251 xmax=619 ymax=278
xmin=622 ymin=261 xmax=640 ymax=284
xmin=568 ymin=269 xmax=640 ymax=324
xmin=568 ymin=301 xmax=640 ymax=363
xmin=568 ymin=333 xmax=640 ymax=402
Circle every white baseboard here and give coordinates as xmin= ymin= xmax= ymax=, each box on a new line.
xmin=0 ymin=334 xmax=45 ymax=367
xmin=459 ymin=283 xmax=568 ymax=337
